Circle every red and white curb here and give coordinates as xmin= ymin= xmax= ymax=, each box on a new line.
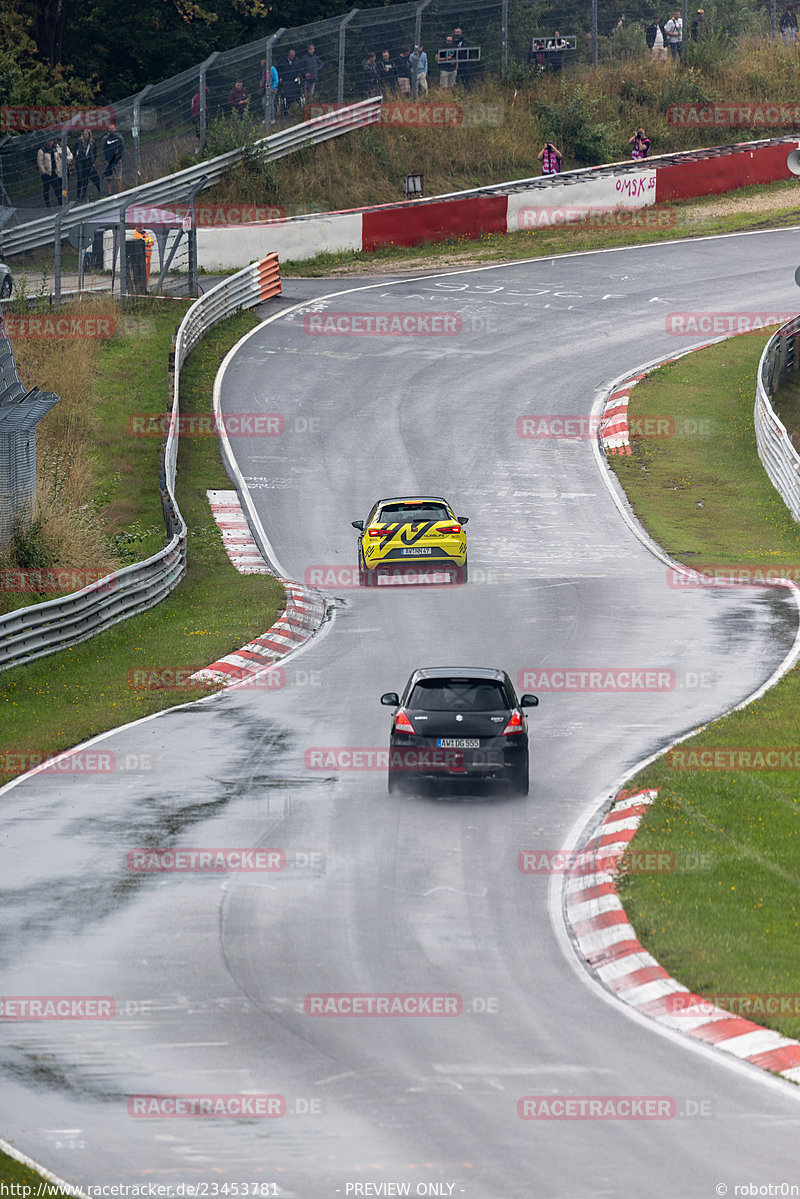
xmin=599 ymin=374 xmax=646 ymax=454
xmin=190 ymin=489 xmax=326 ymax=688
xmin=565 ymin=788 xmax=800 ymax=1083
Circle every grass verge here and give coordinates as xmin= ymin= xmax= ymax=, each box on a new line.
xmin=607 ymin=331 xmax=800 ymax=1041
xmin=0 ymin=1147 xmax=75 ymax=1190
xmin=279 ymin=181 xmax=800 ymax=277
xmin=0 ymin=308 xmax=286 ymax=783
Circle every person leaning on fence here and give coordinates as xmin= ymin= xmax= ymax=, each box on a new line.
xmin=74 ymin=129 xmax=101 ymax=201
xmin=396 ymin=48 xmax=412 ymax=95
xmin=780 ymin=3 xmax=798 ymax=42
xmin=629 ymin=127 xmax=651 ymax=158
xmin=363 ymin=52 xmax=380 ymax=96
xmin=409 ymin=44 xmax=428 ymax=92
xmin=379 ymin=50 xmax=397 ymax=95
xmin=261 ymin=59 xmax=279 ymax=122
xmin=664 ymin=10 xmax=683 ymax=56
xmin=538 ymin=140 xmax=562 ymax=174
xmin=439 ymin=35 xmax=458 ymax=88
xmin=454 ymin=27 xmax=472 ymax=88
xmin=228 ymin=78 xmax=249 ymax=117
xmin=545 ymin=31 xmax=566 ymax=72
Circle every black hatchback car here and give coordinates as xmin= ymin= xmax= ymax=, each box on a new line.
xmin=381 ymin=667 xmax=539 ymax=795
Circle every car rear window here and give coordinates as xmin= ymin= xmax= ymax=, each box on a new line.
xmin=408 ymin=678 xmax=511 ymax=712
xmin=378 ymin=503 xmax=450 ymax=523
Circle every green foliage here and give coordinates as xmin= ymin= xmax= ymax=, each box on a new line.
xmin=536 ymin=83 xmax=614 ymax=164
xmin=10 ymin=517 xmax=56 ymax=570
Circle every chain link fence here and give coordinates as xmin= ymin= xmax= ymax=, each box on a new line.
xmin=0 ymin=0 xmax=778 ymax=230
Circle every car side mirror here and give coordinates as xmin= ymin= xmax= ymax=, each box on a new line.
xmin=458 ymin=516 xmax=469 ymax=524
xmin=352 ymin=520 xmax=364 ymax=530
xmin=520 ymin=694 xmax=539 ymax=707
xmin=381 ymin=692 xmax=400 ymax=706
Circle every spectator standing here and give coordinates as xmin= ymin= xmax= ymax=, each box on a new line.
xmin=278 ymin=49 xmax=301 ymax=114
xmin=629 ymin=127 xmax=651 ymax=158
xmin=439 ymin=35 xmax=458 ymax=87
xmin=132 ymin=225 xmax=155 ymax=287
xmin=228 ymin=78 xmax=249 ymax=117
xmin=300 ymin=43 xmax=323 ymax=102
xmin=363 ymin=52 xmax=380 ymax=96
xmin=74 ymin=129 xmax=101 ymax=201
xmin=780 ymin=3 xmax=798 ymax=41
xmin=100 ymin=121 xmax=124 ymax=195
xmin=538 ymin=140 xmax=562 ymax=174
xmin=410 ymin=44 xmax=428 ymax=92
xmin=37 ymin=138 xmax=59 ymax=207
xmin=647 ymin=16 xmax=667 ymax=59
xmin=453 ymin=27 xmax=471 ymax=88
xmin=191 ymin=86 xmax=208 ymax=140
xmin=545 ymin=31 xmax=567 ymax=72
xmin=379 ymin=49 xmax=397 ymax=95
xmin=261 ymin=59 xmax=279 ymax=122
xmin=691 ymin=7 xmax=709 ymax=38
xmin=664 ymin=10 xmax=683 ymax=56
xmin=396 ymin=47 xmax=412 ymax=94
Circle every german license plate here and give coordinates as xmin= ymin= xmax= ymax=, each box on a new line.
xmin=401 ymin=547 xmax=432 ymax=555
xmin=438 ymin=738 xmax=479 ymax=748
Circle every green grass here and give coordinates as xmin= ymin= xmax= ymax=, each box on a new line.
xmin=0 ymin=1147 xmax=75 ymax=1190
xmin=608 ymin=331 xmax=800 ymax=1041
xmin=280 ymin=181 xmax=800 ymax=276
xmin=0 ymin=309 xmax=286 ymax=782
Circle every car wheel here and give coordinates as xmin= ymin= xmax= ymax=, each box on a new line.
xmin=509 ymin=764 xmax=529 ymax=796
xmin=459 ymin=558 xmax=468 ymax=584
xmin=0 ymin=277 xmax=11 ymax=299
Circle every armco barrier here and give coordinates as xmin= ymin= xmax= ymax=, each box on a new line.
xmin=755 ymin=314 xmax=800 ymax=524
xmin=0 ymin=252 xmax=281 ymax=672
xmin=194 ymin=135 xmax=800 ymax=269
xmin=1 ymin=98 xmax=381 ymax=259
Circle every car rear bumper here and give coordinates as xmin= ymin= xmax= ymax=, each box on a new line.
xmin=388 ymin=736 xmax=527 ymax=779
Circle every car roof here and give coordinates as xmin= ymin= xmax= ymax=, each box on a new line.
xmin=409 ymin=667 xmax=508 ymax=683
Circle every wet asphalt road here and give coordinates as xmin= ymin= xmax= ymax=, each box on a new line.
xmin=2 ymin=230 xmax=800 ymax=1195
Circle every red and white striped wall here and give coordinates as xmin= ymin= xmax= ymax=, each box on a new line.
xmin=190 ymin=489 xmax=325 ymax=689
xmin=566 ymin=789 xmax=800 ymax=1083
xmin=196 ymin=137 xmax=799 ymax=269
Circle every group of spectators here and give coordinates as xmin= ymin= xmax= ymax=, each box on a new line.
xmin=536 ymin=125 xmax=650 ymax=177
xmin=36 ymin=121 xmax=126 ymax=207
xmin=363 ymin=28 xmax=475 ymax=97
xmin=645 ymin=9 xmax=709 ymax=58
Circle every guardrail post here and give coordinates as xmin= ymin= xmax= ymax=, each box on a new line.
xmin=413 ymin=0 xmax=433 ymax=97
xmin=264 ymin=30 xmax=285 ymax=128
xmin=338 ymin=11 xmax=359 ymax=108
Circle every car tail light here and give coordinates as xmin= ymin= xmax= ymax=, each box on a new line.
xmin=438 ymin=524 xmax=461 ymax=535
xmin=368 ymin=527 xmax=390 ymax=537
xmin=394 ymin=709 xmax=416 ymax=735
xmin=502 ymin=709 xmax=524 ymax=735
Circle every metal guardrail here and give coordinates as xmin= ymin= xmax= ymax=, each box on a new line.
xmin=0 ymin=253 xmax=280 ymax=671
xmin=755 ymin=314 xmax=800 ymax=525
xmin=1 ymin=97 xmax=381 ymax=259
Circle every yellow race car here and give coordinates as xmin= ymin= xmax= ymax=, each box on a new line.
xmin=352 ymin=496 xmax=469 ymax=586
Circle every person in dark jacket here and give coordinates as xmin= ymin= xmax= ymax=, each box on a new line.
xmin=691 ymin=8 xmax=710 ymax=39
xmin=278 ymin=49 xmax=302 ymax=115
xmin=780 ymin=3 xmax=798 ymax=41
xmin=395 ymin=48 xmax=412 ymax=94
xmin=363 ymin=52 xmax=380 ymax=97
xmin=300 ymin=43 xmax=323 ymax=102
xmin=100 ymin=122 xmax=125 ymax=194
xmin=379 ymin=49 xmax=397 ymax=95
xmin=228 ymin=78 xmax=249 ymax=117
xmin=74 ymin=129 xmax=101 ymax=201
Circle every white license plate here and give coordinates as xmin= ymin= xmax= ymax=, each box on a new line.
xmin=401 ymin=547 xmax=433 ymax=555
xmin=438 ymin=738 xmax=480 ymax=748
